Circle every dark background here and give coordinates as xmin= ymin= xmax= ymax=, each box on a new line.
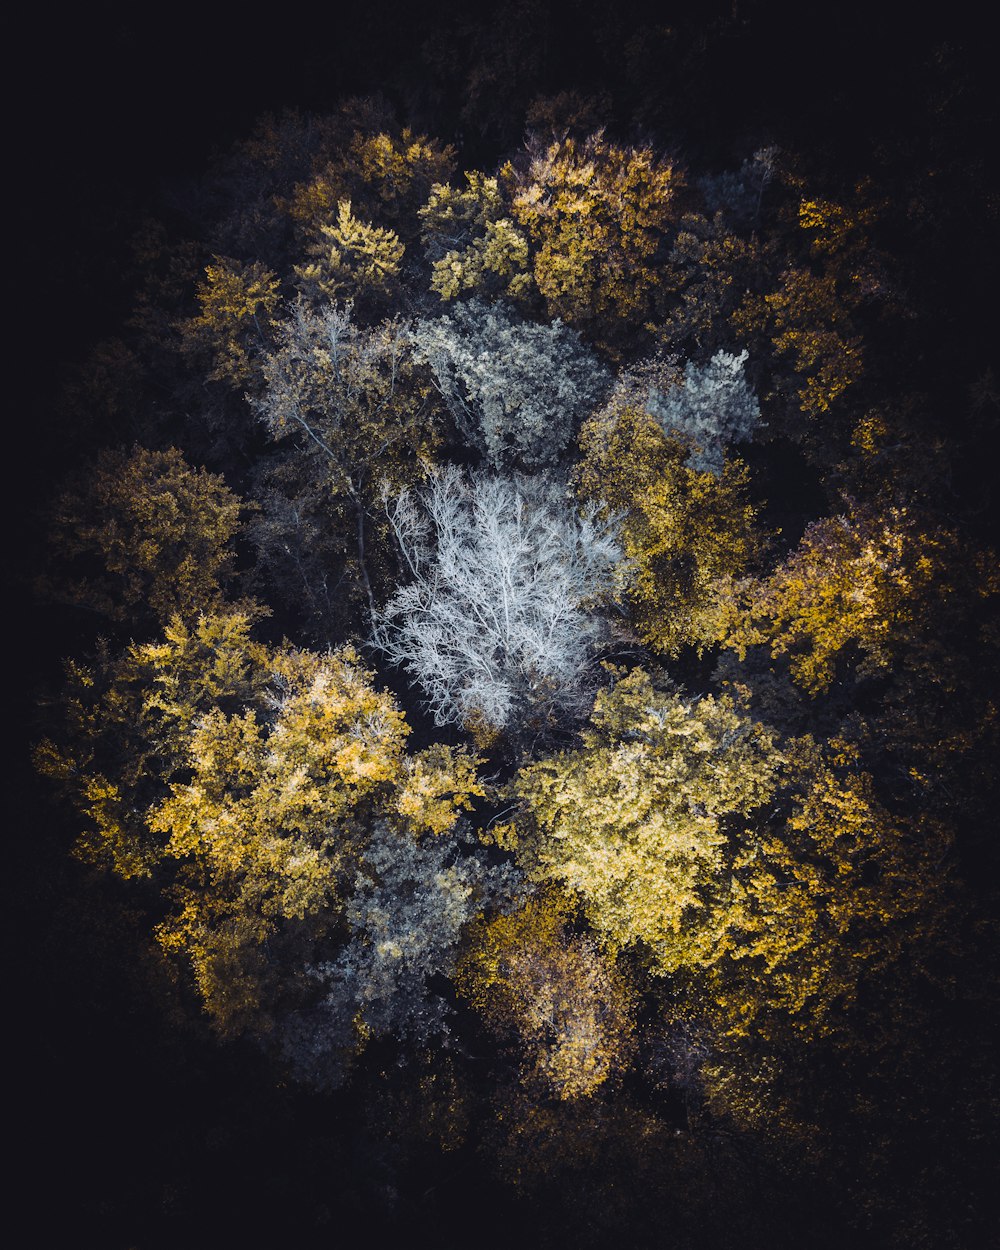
xmin=10 ymin=4 xmax=996 ymax=1245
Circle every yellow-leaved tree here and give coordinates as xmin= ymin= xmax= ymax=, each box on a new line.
xmin=35 ymin=611 xmax=274 ymax=879
xmin=509 ymin=668 xmax=782 ymax=974
xmin=294 ymin=200 xmax=405 ymax=308
xmin=419 ymin=172 xmax=532 ymax=302
xmin=178 ymin=257 xmax=281 ymax=387
xmin=575 ymin=401 xmax=761 ymax=656
xmin=284 ymin=126 xmax=456 ymax=243
xmin=457 ymin=887 xmax=635 ymax=1100
xmin=37 ymin=611 xmax=485 ymax=1038
xmin=730 ymin=180 xmax=886 ymax=439
xmin=39 ymin=446 xmax=252 ymax=626
xmin=506 ymin=131 xmax=683 ymax=343
xmin=506 ymin=668 xmax=952 ymax=1129
xmin=150 ymin=644 xmax=431 ymax=1034
xmin=757 ymin=267 xmax=864 ymax=419
xmin=348 ymin=129 xmax=457 ymax=233
xmin=726 ymin=505 xmax=958 ymax=695
xmin=698 ymin=734 xmax=951 ymax=1051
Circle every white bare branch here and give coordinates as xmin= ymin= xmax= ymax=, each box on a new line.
xmin=372 ymin=467 xmax=622 ymax=733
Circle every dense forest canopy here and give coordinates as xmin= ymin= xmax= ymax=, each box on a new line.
xmin=14 ymin=6 xmax=998 ymax=1248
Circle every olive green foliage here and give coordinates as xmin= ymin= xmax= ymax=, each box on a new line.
xmin=41 ymin=445 xmax=251 ymax=625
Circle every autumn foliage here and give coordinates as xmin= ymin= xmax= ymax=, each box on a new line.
xmin=33 ymin=85 xmax=997 ymax=1250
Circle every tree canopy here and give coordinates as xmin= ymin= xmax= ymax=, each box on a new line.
xmin=28 ymin=36 xmax=997 ymax=1247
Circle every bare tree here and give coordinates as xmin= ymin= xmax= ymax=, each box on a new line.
xmin=372 ymin=467 xmax=622 ymax=734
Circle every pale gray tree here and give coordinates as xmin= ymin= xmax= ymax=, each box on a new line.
xmin=372 ymin=467 xmax=622 ymax=734
xmin=698 ymin=146 xmax=779 ymax=226
xmin=250 ymin=300 xmax=439 ymax=613
xmin=647 ymin=349 xmax=761 ymax=474
xmin=321 ymin=822 xmax=520 ymax=1040
xmin=409 ymin=298 xmax=610 ymax=469
xmin=277 ymin=821 xmax=520 ymax=1087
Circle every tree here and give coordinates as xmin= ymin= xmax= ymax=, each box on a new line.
xmin=349 ymin=128 xmax=457 ymax=234
xmin=252 ymin=300 xmax=441 ymax=613
xmin=147 ymin=643 xmax=490 ymax=1037
xmin=647 ymin=348 xmax=761 ymax=475
xmin=654 ymin=211 xmax=768 ymax=357
xmin=684 ymin=731 xmax=954 ymax=1137
xmin=726 ymin=505 xmax=957 ymax=696
xmin=509 ymin=668 xmax=782 ymax=974
xmin=418 ymin=172 xmax=532 ymax=302
xmin=282 ymin=123 xmax=456 ymax=245
xmin=198 ymin=107 xmax=352 ymax=263
xmin=409 ymin=297 xmax=610 ymax=469
xmin=35 ymin=611 xmax=274 ymax=879
xmin=372 ymin=467 xmax=622 ymax=738
xmin=696 ymin=147 xmax=779 ymax=229
xmin=285 ymin=819 xmax=519 ymax=1086
xmin=575 ymin=400 xmax=761 ymax=656
xmin=755 ymin=267 xmax=864 ymax=420
xmin=40 ymin=445 xmax=251 ymax=626
xmin=695 ymin=734 xmax=952 ymax=1052
xmin=508 ymin=671 xmax=952 ymax=1130
xmin=457 ymin=887 xmax=635 ymax=1099
xmin=242 ymin=476 xmax=349 ymax=643
xmin=724 ymin=505 xmax=1000 ymax=841
xmin=177 ymin=257 xmax=280 ymax=387
xmin=39 ymin=611 xmax=488 ymax=1042
xmin=294 ymin=200 xmax=405 ymax=309
xmin=506 ymin=130 xmax=683 ymax=342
